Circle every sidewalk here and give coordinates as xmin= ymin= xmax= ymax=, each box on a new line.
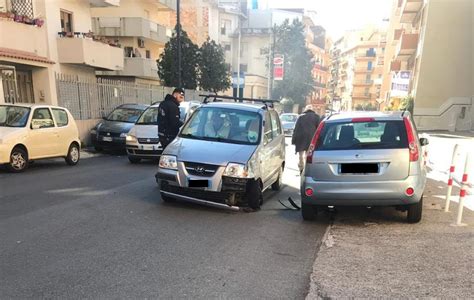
xmin=306 ymin=132 xmax=474 ymax=299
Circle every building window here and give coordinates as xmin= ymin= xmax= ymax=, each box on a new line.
xmin=124 ymin=47 xmax=134 ymax=57
xmin=367 ymin=61 xmax=373 ymax=70
xmin=146 ymin=50 xmax=151 ymax=59
xmin=60 ymin=10 xmax=73 ymax=33
xmin=221 ymin=19 xmax=231 ymax=35
xmin=223 ymin=43 xmax=231 ymax=51
xmin=364 ymin=87 xmax=370 ymax=96
xmin=366 ymin=74 xmax=371 ymax=82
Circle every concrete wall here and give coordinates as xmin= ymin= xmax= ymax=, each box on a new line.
xmin=413 ymin=0 xmax=473 ymax=131
xmin=76 ymin=119 xmax=101 ymax=145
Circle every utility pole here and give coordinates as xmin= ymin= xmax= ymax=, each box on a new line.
xmin=236 ymin=0 xmax=241 ymax=99
xmin=177 ymin=0 xmax=182 ymax=88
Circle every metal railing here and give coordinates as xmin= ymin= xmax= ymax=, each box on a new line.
xmin=56 ymin=73 xmax=206 ymax=120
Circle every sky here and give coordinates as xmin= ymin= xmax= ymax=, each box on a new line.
xmin=259 ymin=0 xmax=393 ymax=39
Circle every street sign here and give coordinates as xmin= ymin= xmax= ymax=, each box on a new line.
xmin=273 ymin=54 xmax=284 ymax=81
xmin=273 ymin=55 xmax=284 ymax=65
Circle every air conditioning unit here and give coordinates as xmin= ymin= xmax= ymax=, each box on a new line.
xmin=138 ymin=38 xmax=145 ymax=48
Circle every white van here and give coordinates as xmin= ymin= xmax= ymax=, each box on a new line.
xmin=126 ymin=101 xmax=200 ymax=163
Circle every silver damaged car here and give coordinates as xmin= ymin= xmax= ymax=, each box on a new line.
xmin=155 ymin=99 xmax=285 ymax=210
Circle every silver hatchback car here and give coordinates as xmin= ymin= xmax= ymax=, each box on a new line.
xmin=301 ymin=111 xmax=428 ymax=223
xmin=155 ymin=98 xmax=285 ymax=210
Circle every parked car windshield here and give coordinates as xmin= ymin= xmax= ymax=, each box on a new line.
xmin=136 ymin=107 xmax=158 ymax=125
xmin=0 ymin=105 xmax=31 ymax=127
xmin=280 ymin=114 xmax=298 ymax=122
xmin=106 ymin=108 xmax=143 ymax=123
xmin=180 ymin=107 xmax=261 ymax=145
xmin=317 ymin=120 xmax=408 ymax=150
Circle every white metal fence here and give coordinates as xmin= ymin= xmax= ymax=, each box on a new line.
xmin=56 ymin=73 xmax=205 ymax=120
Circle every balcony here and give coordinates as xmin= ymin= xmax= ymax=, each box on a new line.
xmin=392 ymin=29 xmax=404 ymax=45
xmin=57 ymin=37 xmax=123 ymax=70
xmin=97 ymin=57 xmax=159 ymax=79
xmin=400 ymin=0 xmax=423 ymax=24
xmin=92 ymin=17 xmax=169 ymax=45
xmin=353 ymin=80 xmax=374 ymax=86
xmin=89 ymin=0 xmax=119 ymax=7
xmin=314 ymin=82 xmax=326 ymax=89
xmin=157 ymin=0 xmax=177 ymax=11
xmin=352 ymin=93 xmax=372 ymax=99
xmin=354 ymin=67 xmax=374 ymax=73
xmin=390 ymin=60 xmax=402 ymax=71
xmin=395 ymin=33 xmax=419 ymax=60
xmin=0 ymin=18 xmax=48 ymax=62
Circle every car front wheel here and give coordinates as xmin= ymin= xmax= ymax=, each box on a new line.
xmin=65 ymin=143 xmax=80 ymax=166
xmin=8 ymin=147 xmax=29 ymax=172
xmin=128 ymin=156 xmax=141 ymax=164
xmin=246 ymin=179 xmax=262 ymax=209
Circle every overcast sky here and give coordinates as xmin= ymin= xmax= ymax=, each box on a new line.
xmin=260 ymin=0 xmax=392 ymax=39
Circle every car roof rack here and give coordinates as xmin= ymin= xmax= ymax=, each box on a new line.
xmin=199 ymin=94 xmax=280 ymax=109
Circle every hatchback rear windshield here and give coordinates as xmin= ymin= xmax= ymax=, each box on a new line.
xmin=317 ymin=120 xmax=408 ymax=150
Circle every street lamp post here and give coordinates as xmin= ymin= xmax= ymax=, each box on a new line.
xmin=177 ymin=0 xmax=182 ymax=88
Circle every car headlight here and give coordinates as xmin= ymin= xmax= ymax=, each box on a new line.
xmin=126 ymin=135 xmax=137 ymax=142
xmin=90 ymin=129 xmax=97 ymax=135
xmin=224 ymin=163 xmax=254 ymax=178
xmin=120 ymin=132 xmax=128 ymax=138
xmin=159 ymin=155 xmax=178 ymax=170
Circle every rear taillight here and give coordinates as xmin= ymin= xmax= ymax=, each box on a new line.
xmin=403 ymin=117 xmax=419 ymax=162
xmin=405 ymin=187 xmax=415 ymax=196
xmin=306 ymin=122 xmax=325 ymax=164
xmin=351 ymin=117 xmax=375 ymax=122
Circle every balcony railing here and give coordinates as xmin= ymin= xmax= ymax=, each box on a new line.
xmin=352 ymin=93 xmax=372 ymax=99
xmin=400 ymin=0 xmax=423 ymax=24
xmin=314 ymin=82 xmax=326 ymax=89
xmin=395 ymin=33 xmax=419 ymax=60
xmin=314 ymin=63 xmax=329 ymax=71
xmin=92 ymin=17 xmax=169 ymax=45
xmin=354 ymin=67 xmax=374 ymax=73
xmin=57 ymin=36 xmax=123 ymax=70
xmin=1 ymin=0 xmax=34 ymax=18
xmin=97 ymin=57 xmax=159 ymax=79
xmin=353 ymin=80 xmax=374 ymax=86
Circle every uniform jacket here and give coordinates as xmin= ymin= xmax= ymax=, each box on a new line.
xmin=158 ymin=94 xmax=183 ymax=140
xmin=291 ymin=110 xmax=320 ymax=153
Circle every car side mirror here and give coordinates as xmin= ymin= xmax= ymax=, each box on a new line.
xmin=419 ymin=137 xmax=429 ymax=146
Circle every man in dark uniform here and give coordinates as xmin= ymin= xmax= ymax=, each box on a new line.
xmin=158 ymin=88 xmax=185 ymax=149
xmin=291 ymin=105 xmax=320 ymax=173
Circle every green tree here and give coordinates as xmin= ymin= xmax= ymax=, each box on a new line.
xmin=271 ymin=19 xmax=314 ymax=106
xmin=157 ymin=26 xmax=199 ymax=89
xmin=199 ymin=38 xmax=231 ymax=93
xmin=399 ymin=95 xmax=414 ymax=115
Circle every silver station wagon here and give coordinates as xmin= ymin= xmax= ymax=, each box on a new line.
xmin=155 ymin=96 xmax=285 ymax=210
xmin=301 ymin=111 xmax=428 ymax=223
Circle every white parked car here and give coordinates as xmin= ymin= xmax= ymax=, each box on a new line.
xmin=126 ymin=101 xmax=200 ymax=163
xmin=0 ymin=104 xmax=81 ymax=172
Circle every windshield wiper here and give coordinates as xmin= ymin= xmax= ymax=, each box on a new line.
xmin=180 ymin=133 xmax=199 ymax=139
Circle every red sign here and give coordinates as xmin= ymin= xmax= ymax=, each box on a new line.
xmin=274 ymin=66 xmax=284 ymax=80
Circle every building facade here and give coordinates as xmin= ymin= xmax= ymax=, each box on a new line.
xmin=383 ymin=0 xmax=473 ymax=131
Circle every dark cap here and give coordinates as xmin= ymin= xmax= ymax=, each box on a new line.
xmin=172 ymin=88 xmax=185 ymax=95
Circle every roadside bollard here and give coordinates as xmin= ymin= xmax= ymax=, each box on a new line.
xmin=454 ymin=153 xmax=471 ymax=226
xmin=444 ymin=144 xmax=459 ymax=212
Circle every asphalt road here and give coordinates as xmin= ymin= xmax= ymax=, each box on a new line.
xmin=0 ymin=150 xmax=329 ymax=298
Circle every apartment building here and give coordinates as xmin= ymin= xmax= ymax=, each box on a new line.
xmin=90 ymin=0 xmax=175 ymax=84
xmin=383 ymin=0 xmax=473 ymax=131
xmin=304 ymin=14 xmax=330 ymax=116
xmin=0 ymin=0 xmax=124 ymax=105
xmin=331 ymin=27 xmax=386 ymax=111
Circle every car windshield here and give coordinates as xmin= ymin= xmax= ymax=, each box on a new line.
xmin=180 ymin=107 xmax=261 ymax=145
xmin=0 ymin=105 xmax=31 ymax=127
xmin=136 ymin=107 xmax=158 ymax=125
xmin=317 ymin=120 xmax=408 ymax=150
xmin=106 ymin=108 xmax=143 ymax=123
xmin=280 ymin=114 xmax=298 ymax=122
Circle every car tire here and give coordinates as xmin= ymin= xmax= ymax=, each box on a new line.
xmin=246 ymin=179 xmax=262 ymax=209
xmin=65 ymin=143 xmax=80 ymax=166
xmin=407 ymin=196 xmax=423 ymax=223
xmin=302 ymin=203 xmax=317 ymax=221
xmin=128 ymin=156 xmax=141 ymax=164
xmin=271 ymin=166 xmax=283 ymax=191
xmin=8 ymin=147 xmax=29 ymax=173
xmin=160 ymin=192 xmax=175 ymax=203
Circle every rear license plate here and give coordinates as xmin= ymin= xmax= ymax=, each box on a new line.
xmin=340 ymin=163 xmax=379 ymax=174
xmin=102 ymin=136 xmax=113 ymax=142
xmin=188 ymin=179 xmax=209 ymax=188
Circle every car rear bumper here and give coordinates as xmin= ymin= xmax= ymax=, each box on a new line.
xmin=301 ymin=175 xmax=426 ymax=206
xmin=127 ymin=145 xmax=163 ymax=159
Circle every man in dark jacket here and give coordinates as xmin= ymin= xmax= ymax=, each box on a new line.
xmin=158 ymin=88 xmax=185 ymax=149
xmin=291 ymin=105 xmax=320 ymax=173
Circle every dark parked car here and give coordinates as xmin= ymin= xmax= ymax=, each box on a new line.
xmin=90 ymin=103 xmax=149 ymax=151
